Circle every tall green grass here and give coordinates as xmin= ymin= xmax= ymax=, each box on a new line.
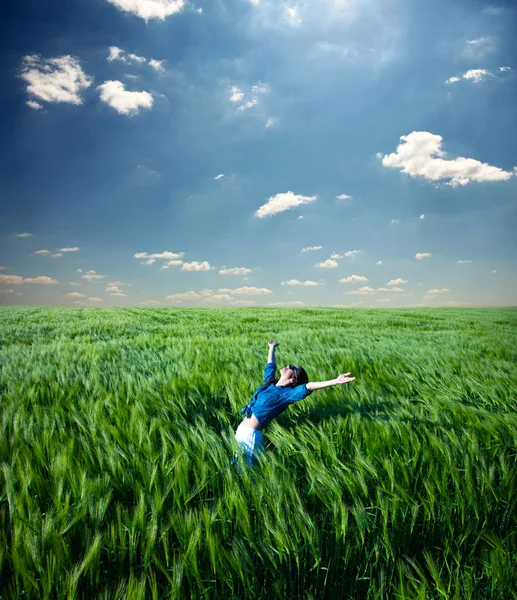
xmin=0 ymin=307 xmax=516 ymax=599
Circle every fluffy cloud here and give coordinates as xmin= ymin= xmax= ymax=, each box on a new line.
xmin=27 ymin=100 xmax=43 ymax=110
xmin=457 ymin=260 xmax=472 ymax=264
xmin=302 ymin=246 xmax=323 ymax=253
xmin=219 ymin=267 xmax=252 ymax=276
xmin=214 ymin=173 xmax=225 ymax=180
xmin=387 ymin=278 xmax=407 ymax=286
xmin=255 ymin=191 xmax=317 ymax=218
xmin=377 ymin=261 xmax=383 ymax=266
xmin=66 ymin=292 xmax=86 ymax=298
xmin=286 ymin=6 xmax=302 ymax=25
xmin=316 ymin=259 xmax=339 ymax=269
xmin=416 ymin=253 xmax=432 ymax=260
xmin=339 ymin=275 xmax=368 ymax=283
xmin=20 ymin=55 xmax=93 ymax=106
xmin=148 ymin=59 xmax=165 ymax=72
xmin=427 ymin=288 xmax=450 ymax=294
xmin=166 ymin=290 xmax=205 ymax=301
xmin=181 ymin=261 xmax=211 ymax=271
xmin=281 ymin=280 xmax=321 ymax=286
xmin=343 ymin=286 xmax=375 ymax=295
xmin=380 ymin=132 xmax=515 ymax=186
xmin=202 ymin=294 xmax=233 ymax=303
xmin=265 ymin=117 xmax=278 ymax=128
xmin=231 ymin=287 xmax=272 ymax=295
xmin=34 ymin=250 xmax=50 ymax=255
xmin=419 ymin=214 xmax=425 ymax=220
xmin=106 ymin=0 xmax=186 ymax=20
xmin=229 ymin=82 xmax=270 ymax=113
xmin=14 ymin=233 xmax=33 ymax=238
xmin=59 ymin=247 xmax=80 ymax=252
xmin=377 ymin=287 xmax=405 ymax=292
xmin=82 ymin=270 xmax=107 ymax=281
xmin=336 ymin=193 xmax=352 ymax=200
xmin=0 ymin=274 xmax=59 ymax=285
xmin=98 ymin=80 xmax=153 ymax=116
xmin=446 ymin=69 xmax=493 ymax=84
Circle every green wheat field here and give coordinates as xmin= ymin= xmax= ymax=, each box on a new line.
xmin=1 ymin=306 xmax=516 ymax=599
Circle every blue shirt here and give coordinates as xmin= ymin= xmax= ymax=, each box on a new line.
xmin=240 ymin=362 xmax=313 ymax=428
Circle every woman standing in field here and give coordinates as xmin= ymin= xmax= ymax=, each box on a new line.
xmin=235 ymin=340 xmax=355 ymax=467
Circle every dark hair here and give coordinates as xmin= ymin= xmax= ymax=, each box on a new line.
xmin=293 ymin=366 xmax=309 ymax=386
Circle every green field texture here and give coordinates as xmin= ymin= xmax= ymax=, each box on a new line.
xmin=1 ymin=307 xmax=516 ymax=599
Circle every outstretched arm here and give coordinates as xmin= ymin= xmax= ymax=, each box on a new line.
xmin=306 ymin=372 xmax=355 ymax=391
xmin=267 ymin=340 xmax=279 ymax=363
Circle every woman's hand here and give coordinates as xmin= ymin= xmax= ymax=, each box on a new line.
xmin=268 ymin=340 xmax=280 ymax=348
xmin=335 ymin=372 xmax=355 ymax=385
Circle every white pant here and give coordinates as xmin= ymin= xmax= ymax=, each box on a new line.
xmin=235 ymin=422 xmax=264 ymax=467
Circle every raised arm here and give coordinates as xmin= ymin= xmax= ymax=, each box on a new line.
xmin=267 ymin=340 xmax=279 ymax=363
xmin=306 ymin=372 xmax=355 ymax=391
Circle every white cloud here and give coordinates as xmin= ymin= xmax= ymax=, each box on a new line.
xmin=419 ymin=214 xmax=425 ymax=220
xmin=457 ymin=260 xmax=472 ymax=264
xmin=202 ymin=294 xmax=233 ymax=303
xmin=219 ymin=267 xmax=252 ymax=276
xmin=134 ymin=251 xmax=184 ymax=260
xmin=232 ymin=287 xmax=272 ymax=295
xmin=145 ymin=259 xmax=157 ymax=265
xmin=128 ymin=53 xmax=146 ymax=63
xmin=499 ymin=66 xmax=511 ymax=72
xmin=377 ymin=261 xmax=383 ymax=266
xmin=0 ymin=274 xmax=59 ymax=285
xmin=230 ymin=81 xmax=270 ymax=113
xmin=98 ymin=81 xmax=153 ymax=116
xmin=27 ymin=100 xmax=44 ymax=110
xmin=377 ymin=287 xmax=405 ymax=292
xmin=66 ymin=292 xmax=86 ymax=299
xmin=416 ymin=253 xmax=432 ymax=260
xmin=74 ymin=297 xmax=102 ymax=305
xmin=82 ymin=270 xmax=107 ymax=281
xmin=332 ymin=301 xmax=364 ymax=308
xmin=255 ymin=190 xmax=317 ymax=218
xmin=148 ymin=59 xmax=165 ymax=72
xmin=108 ymin=46 xmax=126 ymax=62
xmin=20 ymin=55 xmax=93 ymax=106
xmin=339 ymin=275 xmax=368 ymax=283
xmin=387 ymin=278 xmax=407 ymax=286
xmin=231 ymin=300 xmax=258 ymax=306
xmin=51 ymin=253 xmax=63 ymax=258
xmin=380 ymin=132 xmax=515 ymax=186
xmin=462 ymin=37 xmax=495 ymax=59
xmin=390 ymin=219 xmax=400 ymax=224
xmin=336 ymin=193 xmax=352 ymax=200
xmin=0 ymin=275 xmax=23 ymax=285
xmin=343 ymin=286 xmax=375 ymax=295
xmin=237 ymin=99 xmax=258 ymax=112
xmin=22 ymin=276 xmax=59 ymax=284
xmin=286 ymin=6 xmax=302 ymax=24
xmin=492 ymin=270 xmax=497 ymax=274
xmin=106 ymin=0 xmax=186 ymax=20
xmin=343 ymin=250 xmax=363 ymax=258
xmin=281 ymin=279 xmax=321 ymax=286
xmin=137 ymin=300 xmax=162 ymax=305
xmin=376 ymin=298 xmax=391 ymax=303
xmin=166 ymin=290 xmax=204 ymax=301
xmin=34 ymin=250 xmax=50 ymax=255
xmin=447 ymin=69 xmax=492 ymax=84
xmin=316 ymin=259 xmax=339 ymax=269
xmin=302 ymin=246 xmax=322 ymax=253
xmin=427 ymin=288 xmax=450 ymax=294
xmin=214 ymin=173 xmax=225 ymax=180
xmin=181 ymin=261 xmax=211 ymax=271
xmin=230 ymin=86 xmax=244 ymax=103
xmin=265 ymin=117 xmax=278 ymax=128
xmin=330 ymin=253 xmax=342 ymax=259
xmin=14 ymin=232 xmax=32 ymax=238
xmin=59 ymin=247 xmax=80 ymax=252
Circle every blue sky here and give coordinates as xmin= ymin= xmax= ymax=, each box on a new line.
xmin=1 ymin=0 xmax=516 ymax=307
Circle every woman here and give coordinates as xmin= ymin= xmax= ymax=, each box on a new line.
xmin=235 ymin=340 xmax=355 ymax=466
